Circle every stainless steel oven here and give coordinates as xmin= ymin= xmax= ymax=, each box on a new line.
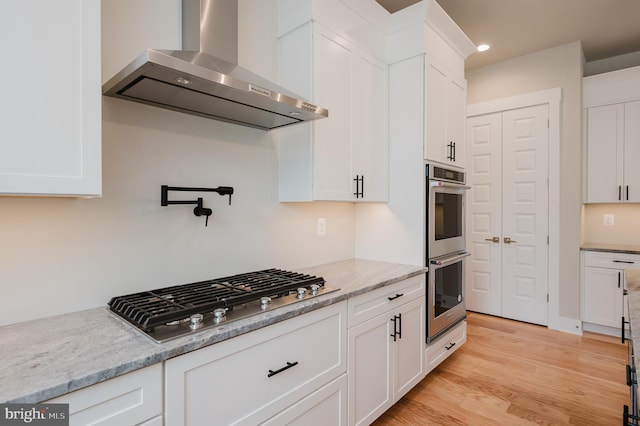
xmin=427 ymin=251 xmax=469 ymax=342
xmin=426 ymin=163 xmax=470 ymax=342
xmin=427 ymin=164 xmax=468 ymax=259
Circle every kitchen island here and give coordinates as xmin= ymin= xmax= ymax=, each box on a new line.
xmin=0 ymin=258 xmax=425 ymax=404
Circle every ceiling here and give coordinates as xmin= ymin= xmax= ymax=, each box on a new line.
xmin=377 ymin=0 xmax=640 ymax=70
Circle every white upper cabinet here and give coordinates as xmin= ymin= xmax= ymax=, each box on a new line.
xmin=426 ymin=57 xmax=467 ymax=167
xmin=277 ymin=1 xmax=388 ymax=202
xmin=0 ymin=0 xmax=101 ymax=196
xmin=387 ymin=0 xmax=475 ymax=169
xmin=583 ymin=66 xmax=640 ymax=203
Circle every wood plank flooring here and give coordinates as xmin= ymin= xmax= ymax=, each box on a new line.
xmin=373 ymin=312 xmax=629 ymax=426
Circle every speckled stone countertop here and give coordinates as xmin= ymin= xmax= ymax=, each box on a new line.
xmin=0 ymin=259 xmax=426 ymax=404
xmin=626 ymin=269 xmax=640 ymax=357
xmin=581 ymin=242 xmax=640 ymax=255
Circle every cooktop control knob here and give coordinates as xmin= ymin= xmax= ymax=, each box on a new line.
xmin=310 ymin=284 xmax=320 ymax=295
xmin=189 ymin=313 xmax=204 ymax=330
xmin=260 ymin=296 xmax=271 ymax=310
xmin=296 ymin=287 xmax=306 ymax=299
xmin=213 ymin=308 xmax=226 ymax=324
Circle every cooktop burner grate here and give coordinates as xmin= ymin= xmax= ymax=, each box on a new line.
xmin=108 ymin=269 xmax=329 ymax=340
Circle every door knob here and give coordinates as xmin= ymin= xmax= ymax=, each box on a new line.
xmin=504 ymin=237 xmax=517 ymax=244
xmin=484 ymin=237 xmax=500 ymax=243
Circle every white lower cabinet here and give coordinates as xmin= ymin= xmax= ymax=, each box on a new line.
xmin=164 ymin=302 xmax=347 ymax=426
xmin=425 ymin=320 xmax=466 ymax=374
xmin=347 ymin=276 xmax=426 ymax=426
xmin=581 ymin=250 xmax=639 ymax=335
xmin=45 ymin=364 xmax=162 ymax=426
xmin=262 ymin=375 xmax=347 ymax=426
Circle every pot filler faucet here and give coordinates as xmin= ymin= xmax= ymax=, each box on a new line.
xmin=161 ymin=185 xmax=234 ymax=226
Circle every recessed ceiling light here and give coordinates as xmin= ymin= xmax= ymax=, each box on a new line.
xmin=477 ymin=44 xmax=491 ymax=52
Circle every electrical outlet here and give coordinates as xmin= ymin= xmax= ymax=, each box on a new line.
xmin=603 ymin=214 xmax=614 ymax=226
xmin=317 ymin=218 xmax=326 ymax=235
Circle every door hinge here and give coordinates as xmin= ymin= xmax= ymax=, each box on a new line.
xmin=547 ymin=293 xmax=549 ymax=303
xmin=547 ymin=235 xmax=549 ymax=245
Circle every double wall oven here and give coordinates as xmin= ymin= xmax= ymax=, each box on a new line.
xmin=426 ymin=164 xmax=470 ymax=342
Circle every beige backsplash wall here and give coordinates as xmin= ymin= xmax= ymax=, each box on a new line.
xmin=583 ymin=204 xmax=640 ymax=245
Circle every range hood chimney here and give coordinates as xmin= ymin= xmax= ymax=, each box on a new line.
xmin=102 ymin=0 xmax=328 ymax=130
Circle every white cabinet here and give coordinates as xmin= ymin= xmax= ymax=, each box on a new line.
xmin=0 ymin=0 xmax=101 ymax=197
xmin=425 ymin=320 xmax=466 ymax=374
xmin=278 ymin=21 xmax=388 ymax=202
xmin=165 ymin=302 xmax=347 ymax=426
xmin=426 ymin=57 xmax=467 ymax=167
xmin=581 ymin=250 xmax=640 ymax=335
xmin=46 ymin=364 xmax=162 ymax=426
xmin=584 ymin=101 xmax=640 ymax=203
xmin=347 ymin=275 xmax=425 ymax=426
xmin=262 ymin=375 xmax=347 ymax=426
xmin=583 ymin=66 xmax=640 ymax=203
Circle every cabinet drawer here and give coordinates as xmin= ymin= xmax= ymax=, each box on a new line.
xmin=165 ymin=302 xmax=347 ymax=426
xmin=583 ymin=250 xmax=640 ymax=268
xmin=261 ymin=375 xmax=347 ymax=426
xmin=46 ymin=364 xmax=162 ymax=426
xmin=425 ymin=321 xmax=466 ymax=374
xmin=348 ymin=274 xmax=425 ymax=327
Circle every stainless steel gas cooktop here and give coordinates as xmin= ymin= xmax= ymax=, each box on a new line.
xmin=108 ymin=269 xmax=338 ymax=343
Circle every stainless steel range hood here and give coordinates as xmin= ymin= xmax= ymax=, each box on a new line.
xmin=102 ymin=0 xmax=328 ymax=130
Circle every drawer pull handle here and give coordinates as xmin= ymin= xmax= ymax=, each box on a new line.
xmin=267 ymin=361 xmax=299 ymax=378
xmin=445 ymin=342 xmax=456 ymax=350
xmin=613 ymin=260 xmax=635 ymax=264
xmin=388 ymin=293 xmax=404 ymax=301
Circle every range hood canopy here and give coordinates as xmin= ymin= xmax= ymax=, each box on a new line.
xmin=102 ymin=0 xmax=328 ymax=130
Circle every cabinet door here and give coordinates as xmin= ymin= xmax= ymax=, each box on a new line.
xmin=624 ymin=100 xmax=640 ymax=202
xmin=583 ymin=266 xmax=624 ymax=328
xmin=352 ymin=53 xmax=388 ymax=202
xmin=585 ymin=104 xmax=624 ymax=203
xmin=425 ymin=58 xmax=466 ymax=167
xmin=393 ymin=296 xmax=425 ymax=400
xmin=0 ymin=0 xmax=101 ymax=196
xmin=348 ymin=312 xmax=393 ymax=426
xmin=425 ymin=60 xmax=449 ymax=164
xmin=447 ymin=78 xmax=467 ymax=167
xmin=312 ymin=27 xmax=354 ymax=201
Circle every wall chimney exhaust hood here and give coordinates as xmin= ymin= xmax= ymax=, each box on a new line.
xmin=102 ymin=0 xmax=328 ymax=130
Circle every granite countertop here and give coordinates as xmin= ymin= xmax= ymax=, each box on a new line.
xmin=626 ymin=269 xmax=640 ymax=358
xmin=581 ymin=242 xmax=640 ymax=255
xmin=0 ymin=258 xmax=426 ymax=404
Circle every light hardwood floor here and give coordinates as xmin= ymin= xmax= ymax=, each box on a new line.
xmin=373 ymin=312 xmax=629 ymax=425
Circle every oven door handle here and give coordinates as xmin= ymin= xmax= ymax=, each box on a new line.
xmin=430 ymin=251 xmax=471 ymax=267
xmin=429 ymin=181 xmax=471 ymax=190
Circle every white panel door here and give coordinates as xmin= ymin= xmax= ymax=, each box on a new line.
xmin=465 ymin=105 xmax=549 ymax=326
xmin=500 ymin=105 xmax=549 ymax=325
xmin=466 ymin=113 xmax=502 ymax=316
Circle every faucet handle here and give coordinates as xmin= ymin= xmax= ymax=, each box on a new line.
xmin=193 ymin=198 xmax=213 ymax=226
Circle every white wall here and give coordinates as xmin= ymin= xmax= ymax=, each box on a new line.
xmin=465 ymin=41 xmax=584 ymax=320
xmin=0 ymin=0 xmax=355 ymax=326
